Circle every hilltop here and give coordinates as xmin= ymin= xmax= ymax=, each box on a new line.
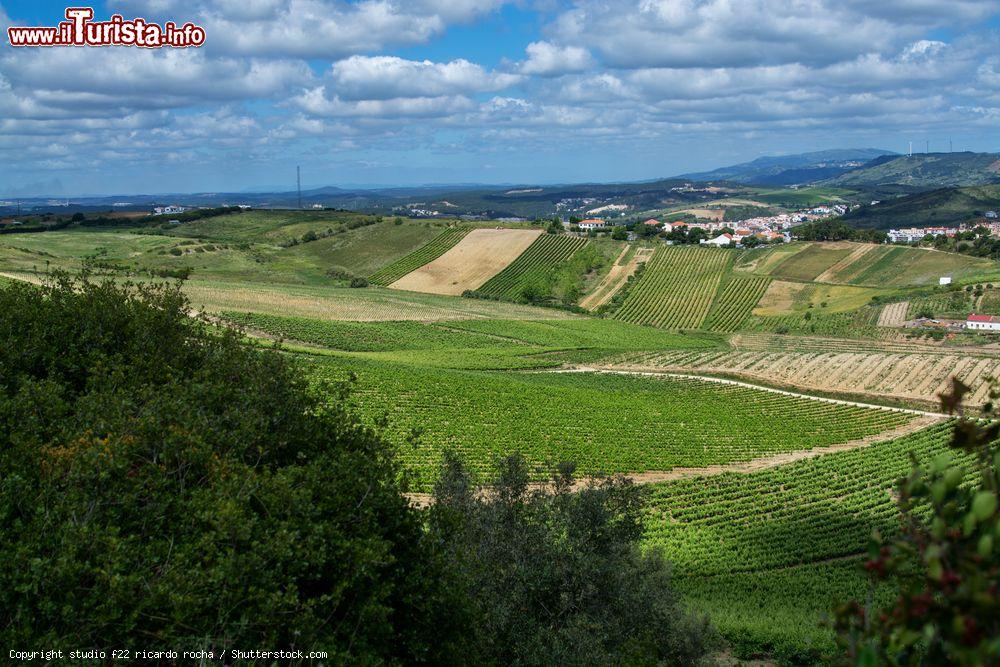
xmin=679 ymin=148 xmax=893 ymax=185
xmin=820 ymin=152 xmax=1000 ymax=191
xmin=843 ymin=184 xmax=1000 ymax=229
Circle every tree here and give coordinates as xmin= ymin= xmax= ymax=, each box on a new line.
xmin=547 ymin=218 xmax=565 ymax=234
xmin=836 ymin=379 xmax=1000 ymax=665
xmin=0 ymin=276 xmax=463 ymax=663
xmin=427 ymin=453 xmax=716 ymax=665
xmin=611 ymin=226 xmax=628 ymax=240
xmin=71 ymin=212 xmax=85 ymax=222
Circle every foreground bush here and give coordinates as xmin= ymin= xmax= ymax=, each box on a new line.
xmin=0 ymin=276 xmax=461 ymax=662
xmin=836 ymin=379 xmax=1000 ymax=665
xmin=428 ymin=454 xmax=716 ymax=666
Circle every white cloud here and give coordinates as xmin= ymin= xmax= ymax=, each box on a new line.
xmin=329 ymin=55 xmax=519 ymax=100
xmin=520 ymin=41 xmax=593 ymax=76
xmin=293 ymin=87 xmax=474 ymax=118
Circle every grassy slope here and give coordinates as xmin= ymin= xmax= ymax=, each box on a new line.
xmin=822 ymin=152 xmax=1000 ymax=189
xmin=369 ymin=227 xmax=471 ymax=285
xmin=843 ymin=184 xmax=1000 ymax=229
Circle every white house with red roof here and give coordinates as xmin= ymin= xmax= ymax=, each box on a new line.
xmin=966 ymin=314 xmax=1000 ymax=331
xmin=577 ymin=218 xmax=607 ymax=231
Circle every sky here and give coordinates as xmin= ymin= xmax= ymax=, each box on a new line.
xmin=1 ymin=0 xmax=999 ymax=196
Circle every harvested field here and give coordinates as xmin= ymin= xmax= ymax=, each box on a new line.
xmin=389 ymin=228 xmax=542 ymax=295
xmin=877 ymin=301 xmax=909 ymax=327
xmin=601 ymin=348 xmax=1000 ymax=407
xmin=753 ymin=280 xmax=807 ymax=315
xmin=579 ymin=245 xmax=652 ymax=310
xmin=674 ymin=208 xmax=725 ymax=221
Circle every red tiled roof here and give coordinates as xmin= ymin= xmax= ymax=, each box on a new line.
xmin=967 ymin=314 xmax=996 ymax=322
xmin=672 ymin=221 xmax=688 ymax=227
xmin=644 ymin=218 xmax=661 ymax=225
xmin=578 ymin=218 xmax=605 ymax=224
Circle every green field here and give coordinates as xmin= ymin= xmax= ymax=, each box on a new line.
xmin=747 ymin=241 xmax=1000 ymax=287
xmin=647 ymin=421 xmax=964 ymax=662
xmin=308 ymin=356 xmax=913 ymax=486
xmin=614 ymin=246 xmax=730 ymax=328
xmin=703 ymin=275 xmax=771 ymax=331
xmin=369 ymin=227 xmax=471 ymax=285
xmin=477 ymin=234 xmax=587 ymax=299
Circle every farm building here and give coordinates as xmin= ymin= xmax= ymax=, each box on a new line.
xmin=577 ymin=218 xmax=608 ymax=231
xmin=703 ymin=233 xmax=733 ymax=247
xmin=966 ymin=314 xmax=1000 ymax=331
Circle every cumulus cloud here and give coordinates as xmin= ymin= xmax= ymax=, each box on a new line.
xmin=520 ymin=41 xmax=593 ymax=76
xmin=328 ymin=56 xmax=519 ymax=100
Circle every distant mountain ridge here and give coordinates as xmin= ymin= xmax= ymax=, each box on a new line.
xmin=842 ymin=184 xmax=1000 ymax=229
xmin=819 ymin=152 xmax=1000 ymax=189
xmin=679 ymin=148 xmax=894 ymax=185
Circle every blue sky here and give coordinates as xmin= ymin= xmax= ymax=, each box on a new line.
xmin=1 ymin=0 xmax=999 ymax=196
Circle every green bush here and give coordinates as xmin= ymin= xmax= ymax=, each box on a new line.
xmin=0 ymin=276 xmax=462 ymax=662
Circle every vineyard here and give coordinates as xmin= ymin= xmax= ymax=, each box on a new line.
xmin=702 ymin=276 xmax=771 ymax=331
xmin=476 ymin=234 xmax=587 ymax=299
xmin=614 ymin=246 xmax=730 ymax=328
xmin=643 ymin=421 xmax=963 ymax=661
xmin=604 ymin=347 xmax=1000 ymax=406
xmin=369 ymin=227 xmax=470 ymax=285
xmin=308 ymin=358 xmax=914 ymax=486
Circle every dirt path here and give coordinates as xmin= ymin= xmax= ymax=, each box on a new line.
xmin=578 ymin=246 xmax=651 ymax=311
xmin=406 ymin=415 xmax=941 ymax=506
xmin=555 ymin=367 xmax=949 ymax=417
xmin=877 ymin=301 xmax=909 ymax=327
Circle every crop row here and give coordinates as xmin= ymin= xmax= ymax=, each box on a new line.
xmin=614 ymin=246 xmax=729 ymax=329
xmin=702 ymin=276 xmax=771 ymax=332
xmin=641 ymin=421 xmax=963 ymax=661
xmin=308 ymin=358 xmax=913 ymax=487
xmin=368 ymin=227 xmax=470 ymax=285
xmin=476 ymin=235 xmax=587 ymax=298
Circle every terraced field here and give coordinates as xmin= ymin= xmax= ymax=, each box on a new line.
xmin=369 ymin=227 xmax=470 ymax=285
xmin=605 ymin=347 xmax=1000 ymax=406
xmin=614 ymin=246 xmax=730 ymax=328
xmin=644 ymin=421 xmax=964 ymax=662
xmin=703 ymin=276 xmax=771 ymax=331
xmin=477 ymin=234 xmax=587 ymax=299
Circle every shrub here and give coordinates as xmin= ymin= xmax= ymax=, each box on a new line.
xmin=428 ymin=453 xmax=716 ymax=665
xmin=168 ymin=247 xmax=183 ymax=256
xmin=0 ymin=276 xmax=462 ymax=663
xmin=836 ymin=379 xmax=1000 ymax=664
xmin=350 ymin=277 xmax=369 ymax=288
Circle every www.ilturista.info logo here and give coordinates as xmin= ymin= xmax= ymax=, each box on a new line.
xmin=7 ymin=7 xmax=205 ymax=48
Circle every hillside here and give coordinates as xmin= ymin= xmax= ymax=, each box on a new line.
xmin=842 ymin=184 xmax=1000 ymax=229
xmin=680 ymin=149 xmax=892 ymax=185
xmin=821 ymin=152 xmax=1000 ymax=190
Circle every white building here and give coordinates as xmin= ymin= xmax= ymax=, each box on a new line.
xmin=153 ymin=205 xmax=186 ymax=216
xmin=966 ymin=314 xmax=1000 ymax=332
xmin=939 ymin=276 xmax=952 ymax=286
xmin=702 ymin=233 xmax=734 ymax=247
xmin=577 ymin=218 xmax=608 ymax=231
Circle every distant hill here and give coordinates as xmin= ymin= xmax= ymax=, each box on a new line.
xmin=680 ymin=149 xmax=893 ymax=185
xmin=821 ymin=152 xmax=1000 ymax=190
xmin=842 ymin=184 xmax=1000 ymax=229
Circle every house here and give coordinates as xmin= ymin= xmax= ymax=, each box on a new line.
xmin=643 ymin=218 xmax=662 ymax=227
xmin=966 ymin=314 xmax=1000 ymax=332
xmin=577 ymin=218 xmax=607 ymax=231
xmin=939 ymin=276 xmax=952 ymax=286
xmin=702 ymin=233 xmax=733 ymax=247
xmin=986 ymin=211 xmax=998 ymax=219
